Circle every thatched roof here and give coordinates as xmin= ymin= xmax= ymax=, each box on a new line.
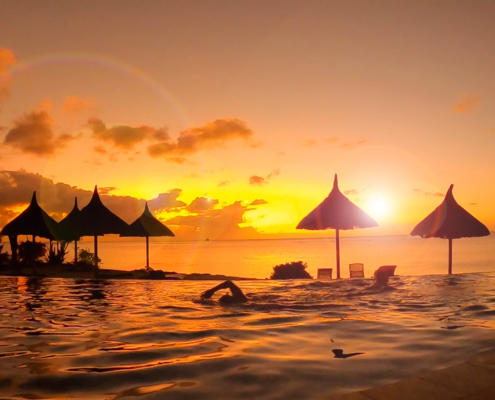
xmin=79 ymin=187 xmax=128 ymax=236
xmin=0 ymin=192 xmax=61 ymax=240
xmin=297 ymin=174 xmax=378 ymax=231
xmin=120 ymin=203 xmax=174 ymax=237
xmin=410 ymin=184 xmax=490 ymax=239
xmin=58 ymin=197 xmax=84 ymax=241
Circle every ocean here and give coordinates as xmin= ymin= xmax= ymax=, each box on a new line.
xmin=8 ymin=234 xmax=493 ymax=278
xmin=2 ymin=274 xmax=495 ymax=399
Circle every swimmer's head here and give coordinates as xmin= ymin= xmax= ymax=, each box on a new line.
xmin=219 ymin=294 xmax=236 ymax=304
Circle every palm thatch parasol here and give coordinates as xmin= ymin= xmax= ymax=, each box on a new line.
xmin=296 ymin=174 xmax=379 ymax=279
xmin=410 ymin=184 xmax=490 ymax=274
xmin=120 ymin=203 xmax=174 ymax=269
xmin=58 ymin=197 xmax=84 ymax=262
xmin=79 ymin=186 xmax=129 ymax=274
xmin=1 ymin=191 xmax=61 ymax=241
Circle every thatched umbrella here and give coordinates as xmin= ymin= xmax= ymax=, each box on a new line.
xmin=58 ymin=197 xmax=84 ymax=262
xmin=1 ymin=192 xmax=61 ymax=266
xmin=79 ymin=187 xmax=128 ymax=274
xmin=296 ymin=174 xmax=379 ymax=279
xmin=120 ymin=203 xmax=174 ymax=269
xmin=410 ymin=184 xmax=490 ymax=274
xmin=1 ymin=191 xmax=60 ymax=241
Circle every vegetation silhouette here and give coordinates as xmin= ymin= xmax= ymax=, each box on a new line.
xmin=297 ymin=174 xmax=378 ymax=279
xmin=270 ymin=261 xmax=313 ymax=280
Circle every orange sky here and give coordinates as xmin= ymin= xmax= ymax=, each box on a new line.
xmin=1 ymin=1 xmax=495 ymax=240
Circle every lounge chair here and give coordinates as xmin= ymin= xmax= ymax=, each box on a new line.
xmin=349 ymin=263 xmax=365 ymax=278
xmin=375 ymin=265 xmax=397 ymax=277
xmin=317 ymin=268 xmax=333 ymax=280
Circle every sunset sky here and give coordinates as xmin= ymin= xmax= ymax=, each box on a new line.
xmin=1 ymin=0 xmax=495 ymax=241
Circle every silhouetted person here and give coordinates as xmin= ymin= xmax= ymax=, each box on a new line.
xmin=201 ymin=280 xmax=248 ymax=304
xmin=365 ymin=268 xmax=392 ymax=292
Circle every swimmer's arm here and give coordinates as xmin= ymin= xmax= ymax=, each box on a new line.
xmin=200 ymin=280 xmax=247 ymax=302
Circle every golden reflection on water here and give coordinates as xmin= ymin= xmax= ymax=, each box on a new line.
xmin=1 ymin=274 xmax=495 ymax=399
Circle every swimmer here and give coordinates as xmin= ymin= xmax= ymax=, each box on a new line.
xmin=200 ymin=280 xmax=248 ymax=304
xmin=364 ymin=268 xmax=393 ymax=292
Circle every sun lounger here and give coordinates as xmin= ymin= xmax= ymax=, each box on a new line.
xmin=375 ymin=265 xmax=397 ymax=277
xmin=317 ymin=268 xmax=333 ymax=280
xmin=349 ymin=263 xmax=365 ymax=278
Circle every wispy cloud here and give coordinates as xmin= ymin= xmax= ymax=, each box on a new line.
xmin=250 ymin=199 xmax=267 ymax=205
xmin=413 ymin=189 xmax=444 ymax=197
xmin=249 ymin=169 xmax=280 ymax=186
xmin=454 ymin=93 xmax=480 ymax=113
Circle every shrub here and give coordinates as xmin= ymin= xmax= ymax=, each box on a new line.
xmin=18 ymin=241 xmax=47 ymax=265
xmin=0 ymin=244 xmax=10 ymax=267
xmin=270 ymin=261 xmax=313 ymax=280
xmin=78 ymin=249 xmax=101 ymax=266
xmin=45 ymin=241 xmax=69 ymax=265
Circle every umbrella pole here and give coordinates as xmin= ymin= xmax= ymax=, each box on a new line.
xmin=336 ymin=229 xmax=340 ymax=279
xmin=448 ymin=238 xmax=453 ymax=275
xmin=146 ymin=236 xmax=149 ymax=270
xmin=74 ymin=240 xmax=78 ymax=263
xmin=94 ymin=235 xmax=99 ymax=279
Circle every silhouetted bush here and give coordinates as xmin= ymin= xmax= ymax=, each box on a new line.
xmin=18 ymin=241 xmax=47 ymax=265
xmin=45 ymin=241 xmax=69 ymax=265
xmin=0 ymin=244 xmax=10 ymax=268
xmin=270 ymin=261 xmax=313 ymax=280
xmin=78 ymin=249 xmax=101 ymax=266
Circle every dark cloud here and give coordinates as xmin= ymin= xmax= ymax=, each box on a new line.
xmin=147 ymin=118 xmax=257 ymax=161
xmin=250 ymin=199 xmax=267 ymax=205
xmin=186 ymin=197 xmax=219 ymax=213
xmin=0 ymin=170 xmax=186 ymax=227
xmin=89 ymin=118 xmax=169 ymax=150
xmin=4 ymin=110 xmax=79 ymax=157
xmin=454 ymin=93 xmax=479 ymax=113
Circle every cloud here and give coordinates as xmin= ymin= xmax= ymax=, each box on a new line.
xmin=302 ymin=139 xmax=317 ymax=147
xmin=344 ymin=189 xmax=359 ymax=196
xmin=0 ymin=170 xmax=186 ymax=227
xmin=3 ymin=110 xmax=79 ymax=157
xmin=413 ymin=188 xmax=445 ymax=197
xmin=94 ymin=145 xmax=107 ymax=154
xmin=89 ymin=118 xmax=169 ymax=150
xmin=147 ymin=118 xmax=257 ymax=161
xmin=454 ymin=93 xmax=480 ymax=113
xmin=469 ymin=203 xmax=477 ymax=206
xmin=325 ymin=137 xmax=339 ymax=143
xmin=249 ymin=176 xmax=265 ymax=186
xmin=0 ymin=48 xmax=16 ymax=100
xmin=164 ymin=201 xmax=260 ymax=240
xmin=340 ymin=140 xmax=368 ymax=148
xmin=249 ymin=169 xmax=280 ymax=186
xmin=218 ymin=180 xmax=230 ymax=187
xmin=250 ymin=199 xmax=267 ymax=205
xmin=186 ymin=197 xmax=219 ymax=213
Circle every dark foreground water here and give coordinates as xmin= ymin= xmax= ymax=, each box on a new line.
xmin=2 ymin=274 xmax=495 ymax=399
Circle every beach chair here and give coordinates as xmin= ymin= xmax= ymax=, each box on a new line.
xmin=349 ymin=263 xmax=364 ymax=278
xmin=376 ymin=265 xmax=397 ymax=277
xmin=317 ymin=268 xmax=333 ymax=280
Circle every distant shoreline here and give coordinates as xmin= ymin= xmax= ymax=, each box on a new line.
xmin=0 ymin=264 xmax=253 ymax=281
